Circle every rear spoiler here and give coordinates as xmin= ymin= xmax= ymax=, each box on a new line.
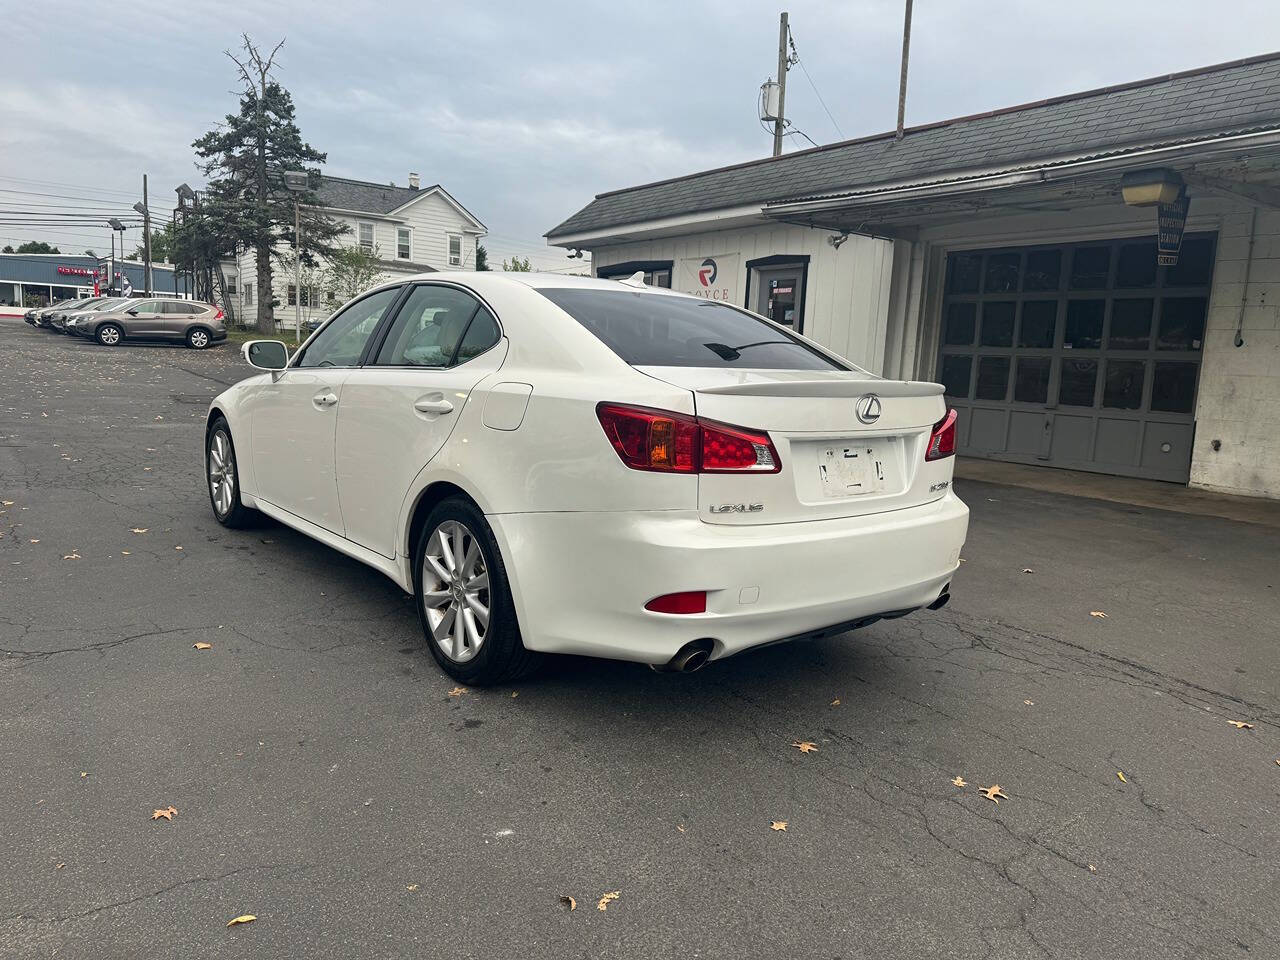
xmin=692 ymin=379 xmax=944 ymax=399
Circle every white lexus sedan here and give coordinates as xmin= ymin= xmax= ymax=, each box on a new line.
xmin=206 ymin=273 xmax=968 ymax=684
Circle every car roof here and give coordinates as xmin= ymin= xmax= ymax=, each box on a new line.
xmin=362 ymin=270 xmax=689 ymax=298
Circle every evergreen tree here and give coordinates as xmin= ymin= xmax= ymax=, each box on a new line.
xmin=475 ymin=244 xmax=489 ymax=271
xmin=193 ymin=36 xmax=346 ymax=332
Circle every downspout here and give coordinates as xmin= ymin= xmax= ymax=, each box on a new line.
xmin=1234 ymin=207 xmax=1256 ymax=349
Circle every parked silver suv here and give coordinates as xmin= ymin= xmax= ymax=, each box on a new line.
xmin=71 ymin=298 xmax=228 ymax=349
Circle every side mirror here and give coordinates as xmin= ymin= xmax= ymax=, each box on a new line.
xmin=126 ymin=309 xmax=139 ymax=316
xmin=243 ymin=339 xmax=289 ymax=371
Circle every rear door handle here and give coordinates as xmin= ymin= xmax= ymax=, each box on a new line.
xmin=414 ymin=396 xmax=454 ymax=415
xmin=313 ymin=391 xmax=338 ymax=408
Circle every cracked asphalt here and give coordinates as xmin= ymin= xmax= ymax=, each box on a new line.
xmin=1 ymin=316 xmax=1278 ymax=960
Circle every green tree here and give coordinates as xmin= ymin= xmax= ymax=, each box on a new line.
xmin=1 ymin=245 xmax=11 ymax=253
xmin=502 ymin=255 xmax=532 ymax=272
xmin=128 ymin=222 xmax=176 ymax=263
xmin=475 ymin=243 xmax=489 ymax=271
xmin=14 ymin=241 xmax=60 ymax=254
xmin=320 ymin=244 xmax=389 ymax=304
xmin=193 ymin=36 xmax=346 ymax=332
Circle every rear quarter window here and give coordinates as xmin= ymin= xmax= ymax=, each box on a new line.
xmin=537 ymin=288 xmax=843 ymax=370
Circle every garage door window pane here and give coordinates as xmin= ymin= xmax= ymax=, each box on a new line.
xmin=1157 ymin=297 xmax=1206 ymax=350
xmin=1014 ymin=357 xmax=1050 ymax=403
xmin=1109 ymin=299 xmax=1153 ymax=349
xmin=1151 ymin=362 xmax=1197 ymax=413
xmin=1018 ymin=300 xmax=1057 ymax=348
xmin=1058 ymin=358 xmax=1098 ymax=407
xmin=946 ymin=253 xmax=981 ymax=294
xmin=944 ymin=302 xmax=976 ymax=345
xmin=1023 ymin=249 xmax=1061 ymax=291
xmin=984 ymin=252 xmax=1020 ymax=293
xmin=980 ymin=302 xmax=1015 ymax=346
xmin=1070 ymin=246 xmax=1111 ymax=289
xmin=975 ymin=356 xmax=1010 ymax=401
xmin=1164 ymin=237 xmax=1214 ymax=287
xmin=940 ymin=355 xmax=972 ymax=398
xmin=1115 ymin=242 xmax=1157 ymax=288
xmin=1064 ymin=300 xmax=1104 ymax=349
xmin=1104 ymin=360 xmax=1145 ymax=409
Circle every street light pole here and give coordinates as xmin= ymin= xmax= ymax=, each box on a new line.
xmin=135 ymin=176 xmax=152 ymax=296
xmin=283 ymin=170 xmax=309 ymax=344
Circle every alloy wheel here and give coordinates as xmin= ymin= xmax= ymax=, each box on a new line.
xmin=190 ymin=329 xmax=209 ymax=348
xmin=100 ymin=326 xmax=120 ymax=345
xmin=421 ymin=520 xmax=490 ymax=663
xmin=208 ymin=430 xmax=236 ymax=517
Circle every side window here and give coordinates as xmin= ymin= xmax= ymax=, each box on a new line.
xmin=297 ymin=286 xmax=400 ymax=368
xmin=161 ymin=301 xmax=189 ymax=314
xmin=455 ymin=307 xmax=501 ymax=362
xmin=374 ymin=285 xmax=484 ymax=367
xmin=132 ymin=302 xmax=160 ymax=315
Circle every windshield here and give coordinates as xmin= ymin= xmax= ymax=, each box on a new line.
xmin=538 ymin=288 xmax=844 ymax=370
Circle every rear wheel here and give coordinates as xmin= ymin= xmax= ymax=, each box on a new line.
xmin=187 ymin=327 xmax=211 ymax=349
xmin=206 ymin=418 xmax=255 ymax=528
xmin=96 ymin=323 xmax=122 ymax=346
xmin=414 ymin=497 xmax=539 ymax=685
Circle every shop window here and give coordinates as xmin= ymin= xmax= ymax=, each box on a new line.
xmin=1156 ymin=297 xmax=1206 ymax=350
xmin=1058 ymin=358 xmax=1098 ymax=406
xmin=983 ymin=252 xmax=1020 ymax=293
xmin=0 ymin=282 xmax=17 ymax=306
xmin=1164 ymin=237 xmax=1214 ymax=287
xmin=1014 ymin=357 xmax=1051 ymax=403
xmin=979 ymin=302 xmax=1014 ymax=347
xmin=1070 ymin=246 xmax=1111 ymax=289
xmin=1023 ymin=249 xmax=1061 ymax=292
xmin=1115 ymin=241 xmax=1157 ymax=288
xmin=945 ymin=253 xmax=981 ymax=294
xmin=1150 ymin=362 xmax=1198 ymax=413
xmin=1018 ymin=300 xmax=1057 ymax=348
xmin=1108 ymin=299 xmax=1152 ymax=349
xmin=1103 ymin=360 xmax=1145 ymax=409
xmin=975 ymin=357 xmax=1010 ymax=401
xmin=939 ymin=355 xmax=972 ymax=399
xmin=943 ymin=302 xmax=976 ymax=346
xmin=1064 ymin=300 xmax=1104 ymax=350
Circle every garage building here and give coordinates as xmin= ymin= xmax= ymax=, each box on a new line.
xmin=546 ymin=53 xmax=1280 ymax=500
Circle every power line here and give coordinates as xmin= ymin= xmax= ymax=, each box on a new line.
xmin=0 ymin=174 xmax=141 ymax=199
xmin=789 ymin=28 xmax=845 ymax=140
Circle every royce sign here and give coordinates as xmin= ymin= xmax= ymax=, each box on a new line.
xmin=57 ymin=265 xmax=97 ymax=277
xmin=677 ymin=254 xmax=739 ymax=302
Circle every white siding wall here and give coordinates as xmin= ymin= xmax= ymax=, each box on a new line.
xmin=590 ymin=223 xmax=896 ymax=372
xmin=392 ymin=191 xmax=480 ymax=269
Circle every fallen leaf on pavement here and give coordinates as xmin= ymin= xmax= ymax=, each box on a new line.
xmin=559 ymin=895 xmax=576 ymax=911
xmin=1227 ymin=720 xmax=1254 ymax=729
xmin=980 ymin=785 xmax=1009 ymax=804
xmin=62 ymin=552 xmax=80 ymax=560
xmin=406 ymin=884 xmax=418 ymax=891
xmin=80 ymin=772 xmax=87 ymax=778
xmin=791 ymin=740 xmax=818 ymax=754
xmin=447 ymin=686 xmax=468 ymax=697
xmin=193 ymin=642 xmax=213 ymax=651
xmin=597 ymin=891 xmax=620 ymax=912
xmin=1022 ymin=568 xmax=1034 ymax=574
xmin=770 ymin=821 xmax=788 ymax=831
xmin=151 ymin=806 xmax=178 ymax=821
xmin=951 ymin=776 xmax=967 ymax=787
xmin=1116 ymin=771 xmax=1127 ymax=783
xmin=511 ymin=691 xmax=519 ymax=698
xmin=174 ymin=545 xmax=183 ymax=551
xmin=1090 ymin=611 xmax=1108 ymax=618
xmin=121 ymin=551 xmax=130 ymax=556
xmin=1023 ymin=699 xmax=1035 ymax=705
xmin=226 ymin=915 xmax=255 ymax=927
xmin=131 ymin=528 xmax=148 ymax=534
xmin=830 ymin=698 xmax=841 ymax=706
xmin=29 ymin=539 xmax=39 ymax=544
xmin=55 ymin=863 xmax=64 ymax=869
xmin=1 ymin=501 xmax=12 ymax=506
xmin=677 ymin=824 xmax=685 ymax=833
xmin=1088 ymin=863 xmax=1097 ymax=873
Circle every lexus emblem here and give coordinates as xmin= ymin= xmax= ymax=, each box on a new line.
xmin=856 ymin=393 xmax=882 ymax=424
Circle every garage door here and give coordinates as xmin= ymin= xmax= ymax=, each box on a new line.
xmin=936 ymin=234 xmax=1214 ymax=483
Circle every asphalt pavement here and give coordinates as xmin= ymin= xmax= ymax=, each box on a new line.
xmin=1 ymin=317 xmax=1277 ymax=959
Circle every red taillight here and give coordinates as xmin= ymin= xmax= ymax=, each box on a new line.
xmin=926 ymin=408 xmax=957 ymax=461
xmin=214 ymin=309 xmax=224 ymax=320
xmin=644 ymin=591 xmax=707 ymax=614
xmin=596 ymin=403 xmax=781 ymax=474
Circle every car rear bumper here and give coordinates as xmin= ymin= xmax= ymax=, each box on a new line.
xmin=489 ymin=492 xmax=969 ymax=665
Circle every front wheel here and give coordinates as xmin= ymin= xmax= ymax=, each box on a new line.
xmin=96 ymin=323 xmax=122 ymax=346
xmin=206 ymin=418 xmax=256 ymax=528
xmin=187 ymin=327 xmax=211 ymax=349
xmin=414 ymin=497 xmax=540 ymax=685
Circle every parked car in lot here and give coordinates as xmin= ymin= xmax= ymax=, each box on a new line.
xmin=53 ymin=298 xmax=126 ymax=333
xmin=205 ymin=273 xmax=967 ymax=684
xmin=71 ymin=298 xmax=226 ymax=348
xmin=26 ymin=298 xmax=81 ymax=326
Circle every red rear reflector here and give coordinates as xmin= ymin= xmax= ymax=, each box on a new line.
xmin=596 ymin=403 xmax=781 ymax=474
xmin=926 ymin=408 xmax=957 ymax=461
xmin=644 ymin=591 xmax=707 ymax=614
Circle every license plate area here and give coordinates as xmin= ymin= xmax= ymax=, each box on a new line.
xmin=817 ymin=441 xmax=892 ymax=498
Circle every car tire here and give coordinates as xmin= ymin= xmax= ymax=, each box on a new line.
xmin=413 ymin=496 xmax=540 ymax=685
xmin=206 ymin=418 xmax=256 ymax=528
xmin=187 ymin=327 xmax=211 ymax=349
xmin=96 ymin=323 xmax=122 ymax=346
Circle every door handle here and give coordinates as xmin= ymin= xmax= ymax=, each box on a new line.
xmin=414 ymin=397 xmax=454 ymax=415
xmin=313 ymin=391 xmax=338 ymax=408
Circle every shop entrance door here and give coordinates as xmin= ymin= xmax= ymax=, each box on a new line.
xmin=753 ymin=267 xmax=802 ymax=330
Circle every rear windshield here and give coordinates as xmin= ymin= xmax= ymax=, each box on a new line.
xmin=538 ymin=288 xmax=844 ymax=370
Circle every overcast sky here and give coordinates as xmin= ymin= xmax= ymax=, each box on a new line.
xmin=3 ymin=0 xmax=1278 ymax=270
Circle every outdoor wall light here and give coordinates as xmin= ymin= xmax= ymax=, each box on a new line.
xmin=1121 ymin=168 xmax=1184 ymax=206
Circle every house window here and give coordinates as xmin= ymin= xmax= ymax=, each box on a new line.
xmin=287 ymin=284 xmax=297 ymax=307
xmin=447 ymin=234 xmax=462 ymax=267
xmin=243 ymin=282 xmax=253 ymax=306
xmin=327 ymin=290 xmax=337 ymax=304
xmin=397 ymin=227 xmax=411 ymax=260
xmin=225 ymin=273 xmax=237 ymax=295
xmin=358 ymin=222 xmax=375 ymax=253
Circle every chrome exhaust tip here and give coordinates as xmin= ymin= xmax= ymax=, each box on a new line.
xmin=928 ymin=589 xmax=951 ymax=611
xmin=652 ymin=639 xmax=715 ymax=673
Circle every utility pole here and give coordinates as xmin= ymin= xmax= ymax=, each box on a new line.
xmin=772 ymin=11 xmax=790 ymax=158
xmin=284 ymin=170 xmax=309 ymax=344
xmin=141 ymin=175 xmax=151 ymax=295
xmin=895 ymin=0 xmax=914 ymax=140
